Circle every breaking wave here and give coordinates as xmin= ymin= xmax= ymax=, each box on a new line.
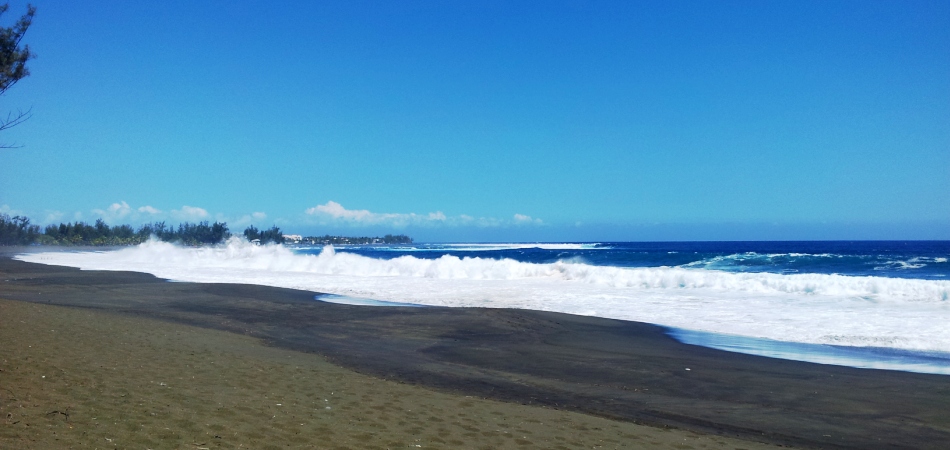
xmin=16 ymin=238 xmax=950 ymax=353
xmin=358 ymin=243 xmax=607 ymax=252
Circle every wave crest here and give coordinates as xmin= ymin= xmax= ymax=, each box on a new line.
xmin=15 ymin=238 xmax=950 ymax=353
xmin=22 ymin=237 xmax=950 ymax=302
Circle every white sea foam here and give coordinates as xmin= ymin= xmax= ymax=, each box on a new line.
xmin=680 ymin=252 xmax=843 ymax=269
xmin=16 ymin=238 xmax=950 ymax=353
xmin=875 ymin=258 xmax=931 ymax=271
xmin=367 ymin=243 xmax=606 ymax=252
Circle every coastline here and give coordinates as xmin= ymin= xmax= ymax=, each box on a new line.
xmin=3 ymin=254 xmax=950 ymax=448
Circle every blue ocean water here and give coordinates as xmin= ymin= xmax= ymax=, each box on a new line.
xmin=20 ymin=240 xmax=950 ymax=374
xmin=312 ymin=240 xmax=950 ymax=280
xmin=301 ymin=240 xmax=950 ymax=374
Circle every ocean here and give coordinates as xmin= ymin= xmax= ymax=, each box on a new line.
xmin=16 ymin=239 xmax=950 ymax=374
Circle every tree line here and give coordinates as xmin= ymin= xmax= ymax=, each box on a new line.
xmin=39 ymin=217 xmax=233 ymax=246
xmin=0 ymin=213 xmax=414 ymax=247
xmin=0 ymin=214 xmax=236 ymax=246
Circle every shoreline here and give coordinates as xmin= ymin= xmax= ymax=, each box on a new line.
xmin=317 ymin=292 xmax=950 ymax=375
xmin=15 ymin=241 xmax=950 ymax=363
xmin=3 ymin=255 xmax=950 ymax=448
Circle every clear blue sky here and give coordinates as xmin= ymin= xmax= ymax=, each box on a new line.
xmin=1 ymin=0 xmax=947 ymax=241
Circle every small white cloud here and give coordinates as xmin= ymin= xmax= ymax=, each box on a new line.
xmin=138 ymin=205 xmax=162 ymax=215
xmin=0 ymin=204 xmax=23 ymax=216
xmin=43 ymin=211 xmax=65 ymax=224
xmin=232 ymin=211 xmax=268 ymax=227
xmin=514 ymin=213 xmax=542 ymax=225
xmin=304 ymin=201 xmax=543 ymax=228
xmin=306 ymin=201 xmax=374 ymax=222
xmin=305 ymin=201 xmax=451 ymax=227
xmin=92 ymin=201 xmax=133 ymax=222
xmin=109 ymin=201 xmax=131 ymax=216
xmin=171 ymin=205 xmax=210 ymax=221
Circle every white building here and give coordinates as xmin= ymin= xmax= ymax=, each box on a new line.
xmin=282 ymin=234 xmax=303 ymax=243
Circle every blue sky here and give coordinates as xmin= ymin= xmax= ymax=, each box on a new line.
xmin=1 ymin=0 xmax=947 ymax=241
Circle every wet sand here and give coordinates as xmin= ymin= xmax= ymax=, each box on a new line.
xmin=2 ymin=256 xmax=950 ymax=448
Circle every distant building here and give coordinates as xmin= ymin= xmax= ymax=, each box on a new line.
xmin=282 ymin=234 xmax=303 ymax=244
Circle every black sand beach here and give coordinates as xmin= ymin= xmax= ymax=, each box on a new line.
xmin=2 ymin=255 xmax=950 ymax=449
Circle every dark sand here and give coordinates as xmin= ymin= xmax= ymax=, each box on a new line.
xmin=2 ymin=255 xmax=950 ymax=449
xmin=1 ymin=299 xmax=768 ymax=449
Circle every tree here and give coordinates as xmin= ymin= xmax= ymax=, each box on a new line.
xmin=260 ymin=225 xmax=284 ymax=244
xmin=243 ymin=224 xmax=283 ymax=244
xmin=243 ymin=225 xmax=261 ymax=241
xmin=0 ymin=213 xmax=39 ymax=245
xmin=0 ymin=3 xmax=35 ymax=147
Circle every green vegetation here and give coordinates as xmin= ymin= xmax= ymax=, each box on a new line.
xmin=0 ymin=3 xmax=36 ymax=146
xmin=39 ymin=219 xmax=140 ymax=246
xmin=37 ymin=219 xmax=231 ymax=246
xmin=0 ymin=213 xmax=39 ymax=245
xmin=243 ymin=225 xmax=284 ymax=245
xmin=0 ymin=214 xmax=413 ymax=247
